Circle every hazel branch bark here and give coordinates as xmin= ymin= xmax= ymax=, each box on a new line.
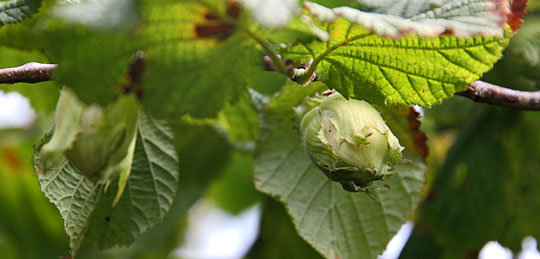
xmin=456 ymin=80 xmax=540 ymax=111
xmin=0 ymin=62 xmax=57 ymax=84
xmin=1 ymin=62 xmax=540 ymax=111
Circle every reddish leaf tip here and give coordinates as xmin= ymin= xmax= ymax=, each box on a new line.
xmin=508 ymin=0 xmax=528 ymax=31
xmin=493 ymin=0 xmax=528 ymax=31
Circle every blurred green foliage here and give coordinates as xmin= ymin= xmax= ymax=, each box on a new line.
xmin=401 ymin=5 xmax=540 ymax=258
xmin=0 ymin=1 xmax=539 ymax=259
xmin=0 ymin=128 xmax=68 ymax=258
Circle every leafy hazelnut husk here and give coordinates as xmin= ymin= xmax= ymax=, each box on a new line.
xmin=297 ymin=92 xmax=404 ymax=200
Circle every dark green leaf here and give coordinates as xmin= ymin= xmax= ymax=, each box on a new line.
xmin=402 ymin=108 xmax=540 ymax=257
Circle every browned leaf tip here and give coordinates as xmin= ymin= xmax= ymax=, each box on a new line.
xmin=227 ymin=0 xmax=241 ymax=19
xmin=195 ymin=0 xmax=241 ymax=40
xmin=408 ymin=107 xmax=429 ymax=159
xmin=119 ymin=51 xmax=145 ymax=100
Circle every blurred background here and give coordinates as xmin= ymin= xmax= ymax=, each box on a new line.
xmin=2 ymin=1 xmax=540 ymax=259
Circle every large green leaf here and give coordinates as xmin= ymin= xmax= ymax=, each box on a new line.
xmin=0 ymin=0 xmax=41 ymax=27
xmin=139 ymin=0 xmax=263 ymax=119
xmin=253 ymin=83 xmax=426 ymax=259
xmin=43 ymin=0 xmax=266 ymax=118
xmin=281 ymin=2 xmax=510 ymax=106
xmin=35 ymin=110 xmax=179 ymax=256
xmin=38 ymin=88 xmax=84 ymax=171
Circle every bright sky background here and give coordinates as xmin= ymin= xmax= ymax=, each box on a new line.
xmin=1 ymin=90 xmax=539 ymax=259
xmin=0 ymin=91 xmax=36 ymax=129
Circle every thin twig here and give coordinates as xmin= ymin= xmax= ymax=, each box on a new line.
xmin=456 ymin=80 xmax=540 ymax=111
xmin=2 ymin=62 xmax=540 ymax=111
xmin=0 ymin=62 xmax=57 ymax=84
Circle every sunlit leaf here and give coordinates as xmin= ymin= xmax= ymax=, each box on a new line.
xmin=281 ymin=2 xmax=510 ymax=106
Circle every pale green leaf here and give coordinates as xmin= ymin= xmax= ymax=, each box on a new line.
xmin=254 ymin=84 xmax=426 ymax=259
xmin=305 ymin=1 xmax=508 ymax=38
xmin=39 ymin=88 xmax=83 ymax=171
xmin=112 ymin=129 xmax=137 ymax=207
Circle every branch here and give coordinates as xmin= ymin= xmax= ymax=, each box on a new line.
xmin=456 ymin=80 xmax=540 ymax=111
xmin=0 ymin=62 xmax=57 ymax=84
xmin=2 ymin=62 xmax=540 ymax=111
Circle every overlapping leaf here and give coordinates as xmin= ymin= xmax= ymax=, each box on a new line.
xmin=253 ymin=83 xmax=426 ymax=259
xmin=483 ymin=17 xmax=540 ymax=90
xmin=43 ymin=0 xmax=267 ymax=119
xmin=306 ymin=0 xmax=510 ymax=37
xmin=282 ymin=2 xmax=510 ymax=106
xmin=35 ymin=111 xmax=179 ymax=256
xmin=0 ymin=0 xmax=41 ymax=27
